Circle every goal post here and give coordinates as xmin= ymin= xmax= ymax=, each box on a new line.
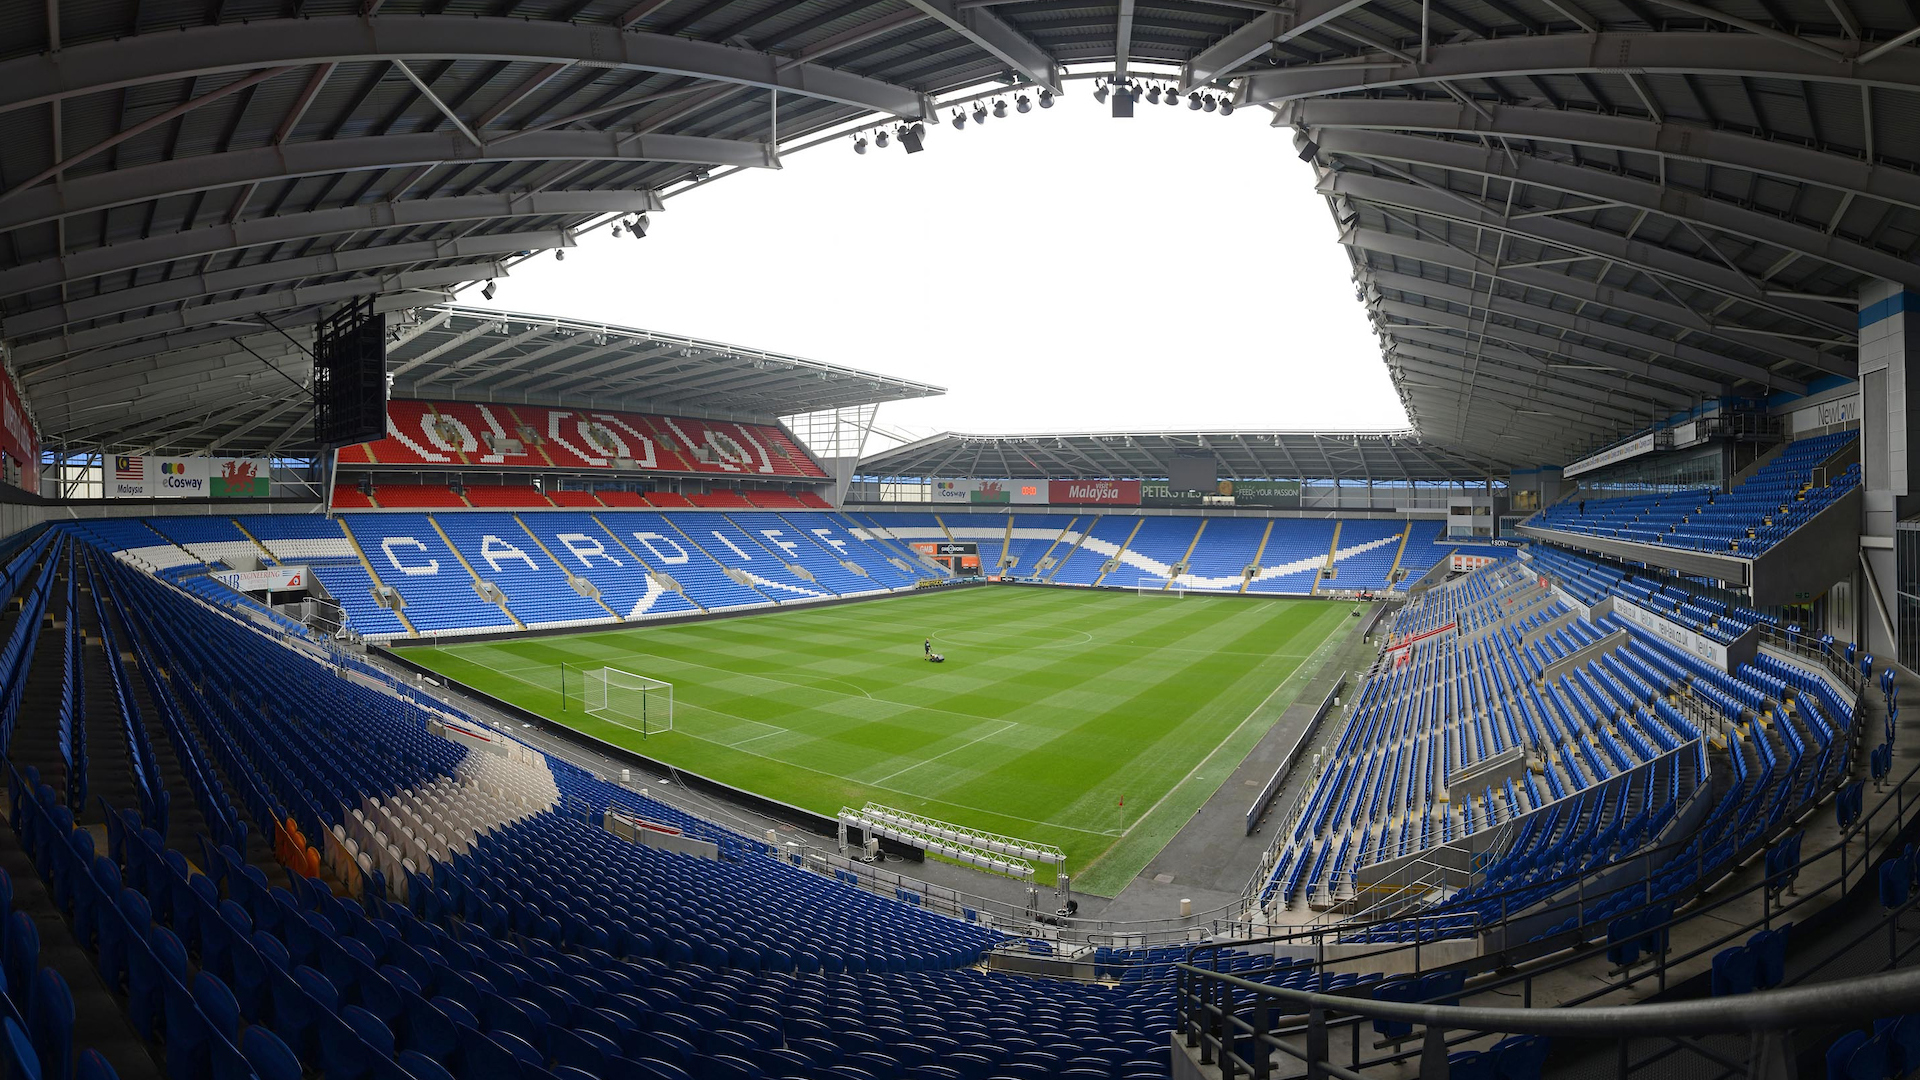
xmin=584 ymin=667 xmax=674 ymax=738
xmin=1135 ymin=576 xmax=1185 ymax=597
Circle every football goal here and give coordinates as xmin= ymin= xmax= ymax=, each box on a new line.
xmin=584 ymin=667 xmax=674 ymax=737
xmin=1135 ymin=577 xmax=1185 ymax=597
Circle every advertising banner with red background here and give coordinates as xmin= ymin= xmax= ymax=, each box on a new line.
xmin=1046 ymin=480 xmax=1141 ymax=505
xmin=0 ymin=366 xmax=37 ymax=493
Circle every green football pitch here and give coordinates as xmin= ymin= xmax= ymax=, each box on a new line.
xmin=403 ymin=586 xmax=1353 ymax=896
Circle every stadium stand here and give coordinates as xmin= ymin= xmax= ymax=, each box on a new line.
xmin=0 ymin=524 xmax=1233 ymax=1080
xmin=434 ymin=514 xmax=611 ymax=628
xmin=340 ymin=515 xmax=518 ymax=634
xmin=368 ymin=485 xmax=469 ymax=509
xmin=1530 ymin=432 xmax=1859 ymax=555
xmin=337 ymin=402 xmax=829 ymax=482
xmin=1245 ymin=521 xmax=1337 ymax=595
xmin=460 ymin=485 xmax=553 ymax=509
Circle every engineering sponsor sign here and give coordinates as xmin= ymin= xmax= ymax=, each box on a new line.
xmin=1142 ymin=479 xmax=1300 ymax=508
xmin=1612 ymin=595 xmax=1728 ymax=668
xmin=1047 ymin=479 xmax=1141 ymax=505
xmin=215 ymin=566 xmax=308 ymax=593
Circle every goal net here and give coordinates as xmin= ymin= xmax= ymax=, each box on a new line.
xmin=1135 ymin=577 xmax=1185 ymax=597
xmin=584 ymin=668 xmax=674 ymax=737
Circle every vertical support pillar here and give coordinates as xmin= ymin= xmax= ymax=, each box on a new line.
xmin=1857 ymin=282 xmax=1920 ymax=660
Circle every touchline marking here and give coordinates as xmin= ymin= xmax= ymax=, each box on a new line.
xmin=472 ymin=661 xmax=1107 ymax=837
xmin=866 ymin=719 xmax=1017 ymax=786
xmin=1114 ymin=608 xmax=1350 ymax=840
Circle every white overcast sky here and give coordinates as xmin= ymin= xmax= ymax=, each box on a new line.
xmin=465 ymin=86 xmax=1405 ymax=444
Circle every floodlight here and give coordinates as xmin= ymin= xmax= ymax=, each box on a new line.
xmin=481 ymin=281 xmax=496 ymax=300
xmin=1165 ymin=85 xmax=1179 ymax=106
xmin=1147 ymin=86 xmax=1161 ymax=104
xmin=854 ymin=136 xmax=868 ymax=154
xmin=899 ymin=125 xmax=924 ymax=153
xmin=952 ymin=110 xmax=966 ymax=129
xmin=555 ymin=249 xmax=565 ymax=261
xmin=875 ymin=129 xmax=889 ymax=148
xmin=1094 ymin=82 xmax=1109 ymax=104
xmin=1219 ymin=98 xmax=1234 ymax=116
xmin=630 ymin=214 xmax=648 ymax=238
xmin=973 ymin=103 xmax=988 ymax=124
xmin=1188 ymin=92 xmax=1203 ymax=110
xmin=611 ymin=224 xmax=622 ymax=237
xmin=993 ymin=99 xmax=1008 ymax=118
xmin=1039 ymin=89 xmax=1054 ymax=108
xmin=1203 ymin=94 xmax=1217 ymax=112
xmin=1016 ymin=94 xmax=1031 ymax=113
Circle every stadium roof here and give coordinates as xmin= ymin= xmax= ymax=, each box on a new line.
xmin=25 ymin=303 xmax=940 ymax=455
xmin=859 ymin=429 xmax=1502 ymax=481
xmin=0 ymin=0 xmax=1903 ymax=467
xmin=385 ymin=305 xmax=944 ymax=415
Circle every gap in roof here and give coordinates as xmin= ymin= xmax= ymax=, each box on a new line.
xmin=466 ymin=83 xmax=1405 ymax=439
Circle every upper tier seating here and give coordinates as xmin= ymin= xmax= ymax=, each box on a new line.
xmin=687 ymin=490 xmax=753 ymax=509
xmin=331 ymin=484 xmax=375 ymax=509
xmin=337 ymin=400 xmax=829 ymax=479
xmin=370 ymin=485 xmax=468 ymax=509
xmin=798 ymin=492 xmax=833 ymax=509
xmin=461 ymin=485 xmax=552 ymax=508
xmin=746 ymin=492 xmax=807 ymax=510
xmin=546 ymin=489 xmax=604 ymax=507
xmin=642 ymin=492 xmax=694 ymax=508
xmin=594 ymin=491 xmax=648 ymax=507
xmin=1529 ymin=431 xmax=1858 ymax=556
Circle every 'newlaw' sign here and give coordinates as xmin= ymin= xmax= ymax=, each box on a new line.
xmin=1612 ymin=595 xmax=1728 ymax=668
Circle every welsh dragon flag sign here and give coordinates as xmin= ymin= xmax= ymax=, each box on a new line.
xmin=209 ymin=457 xmax=270 ymax=498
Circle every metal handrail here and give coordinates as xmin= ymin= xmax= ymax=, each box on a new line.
xmin=1178 ymin=961 xmax=1920 ymax=1039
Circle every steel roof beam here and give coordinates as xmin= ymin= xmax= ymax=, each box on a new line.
xmin=0 ymin=16 xmax=929 ymax=120
xmin=1180 ymin=0 xmax=1380 ymax=92
xmin=1385 ymin=344 xmax=1665 ymax=421
xmin=1322 ymin=170 xmax=1852 ymax=349
xmin=408 ymin=322 xmax=559 ymax=386
xmin=17 ymin=290 xmax=432 ymax=383
xmin=4 ymin=229 xmax=569 ymax=338
xmin=1317 ymin=127 xmax=1920 ymax=294
xmin=387 ymin=319 xmax=505 ymax=380
xmin=897 ymin=0 xmax=1061 ymax=93
xmin=1381 ymin=329 xmax=1693 ymax=409
xmin=1340 ymin=226 xmax=1843 ymax=370
xmin=0 ymin=129 xmax=766 ymax=238
xmin=11 ymin=264 xmax=490 ymax=365
xmin=0 ymin=190 xmax=658 ymax=302
xmin=1239 ymin=31 xmax=1920 ymax=105
xmin=1286 ymin=98 xmax=1920 ymax=218
xmin=1362 ymin=269 xmax=1771 ymax=395
xmin=1370 ymin=299 xmax=1802 ymax=393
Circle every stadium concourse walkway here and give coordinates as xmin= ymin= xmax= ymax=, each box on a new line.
xmin=1096 ymin=605 xmax=1383 ymax=924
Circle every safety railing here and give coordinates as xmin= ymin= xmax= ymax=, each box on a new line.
xmin=1179 ymin=729 xmax=1918 ymax=1055
xmin=1175 ymin=960 xmax=1920 ymax=1080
